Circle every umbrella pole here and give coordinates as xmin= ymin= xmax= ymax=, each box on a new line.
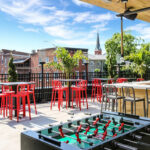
xmin=121 ymin=16 xmax=124 ymax=57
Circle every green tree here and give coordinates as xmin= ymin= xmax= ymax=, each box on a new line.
xmin=8 ymin=57 xmax=17 ymax=82
xmin=124 ymin=45 xmax=150 ymax=78
xmin=94 ymin=68 xmax=100 ymax=72
xmin=105 ymin=31 xmax=141 ymax=77
xmin=45 ymin=47 xmax=87 ymax=78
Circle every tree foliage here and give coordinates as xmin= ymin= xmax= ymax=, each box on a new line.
xmin=105 ymin=31 xmax=141 ymax=77
xmin=94 ymin=68 xmax=100 ymax=72
xmin=8 ymin=57 xmax=17 ymax=82
xmin=45 ymin=47 xmax=87 ymax=78
xmin=124 ymin=43 xmax=150 ymax=78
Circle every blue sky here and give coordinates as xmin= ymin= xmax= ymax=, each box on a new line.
xmin=0 ymin=0 xmax=150 ymax=54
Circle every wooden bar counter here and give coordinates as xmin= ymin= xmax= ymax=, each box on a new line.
xmin=111 ymin=81 xmax=150 ymax=117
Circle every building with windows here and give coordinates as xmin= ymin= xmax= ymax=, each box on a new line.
xmin=30 ymin=47 xmax=88 ymax=74
xmin=88 ymin=32 xmax=106 ymax=72
xmin=0 ymin=49 xmax=30 ymax=74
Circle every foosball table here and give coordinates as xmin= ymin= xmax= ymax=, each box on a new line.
xmin=21 ymin=111 xmax=150 ymax=150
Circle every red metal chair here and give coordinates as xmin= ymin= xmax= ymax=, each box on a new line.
xmin=137 ymin=78 xmax=144 ymax=81
xmin=91 ymin=79 xmax=102 ymax=102
xmin=27 ymin=82 xmax=37 ymax=114
xmin=72 ymin=80 xmax=88 ymax=110
xmin=2 ymin=85 xmax=15 ymax=117
xmin=91 ymin=79 xmax=97 ymax=101
xmin=10 ymin=84 xmax=31 ymax=122
xmin=50 ymin=80 xmax=68 ymax=111
xmin=0 ymin=93 xmax=7 ymax=118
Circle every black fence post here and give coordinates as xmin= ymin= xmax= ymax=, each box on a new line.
xmin=28 ymin=72 xmax=31 ymax=81
xmin=40 ymin=62 xmax=45 ymax=103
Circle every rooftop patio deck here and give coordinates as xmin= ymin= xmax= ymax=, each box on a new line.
xmin=0 ymin=99 xmax=101 ymax=150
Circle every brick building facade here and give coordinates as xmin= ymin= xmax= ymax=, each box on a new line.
xmin=0 ymin=49 xmax=31 ymax=74
xmin=30 ymin=47 xmax=88 ymax=74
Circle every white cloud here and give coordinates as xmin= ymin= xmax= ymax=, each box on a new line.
xmin=18 ymin=26 xmax=39 ymax=32
xmin=0 ymin=0 xmax=113 ymax=52
xmin=72 ymin=0 xmax=92 ymax=7
xmin=126 ymin=23 xmax=150 ymax=40
xmin=74 ymin=12 xmax=114 ymax=23
xmin=44 ymin=25 xmax=74 ymax=39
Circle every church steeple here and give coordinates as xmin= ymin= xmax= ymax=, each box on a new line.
xmin=95 ymin=32 xmax=102 ymax=55
xmin=96 ymin=32 xmax=100 ymax=50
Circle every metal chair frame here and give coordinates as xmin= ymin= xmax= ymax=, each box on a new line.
xmin=122 ymin=86 xmax=146 ymax=116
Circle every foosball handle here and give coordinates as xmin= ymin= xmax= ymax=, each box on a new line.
xmin=114 ymin=141 xmax=138 ymax=150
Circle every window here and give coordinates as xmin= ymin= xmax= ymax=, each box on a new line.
xmin=39 ymin=58 xmax=42 ymax=64
xmin=82 ymin=59 xmax=86 ymax=65
xmin=45 ymin=57 xmax=49 ymax=63
xmin=1 ymin=55 xmax=3 ymax=64
xmin=5 ymin=57 xmax=7 ymax=67
xmin=90 ymin=61 xmax=94 ymax=65
xmin=53 ymin=56 xmax=57 ymax=62
xmin=75 ymin=71 xmax=79 ymax=79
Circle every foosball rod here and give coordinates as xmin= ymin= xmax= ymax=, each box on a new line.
xmin=113 ymin=141 xmax=138 ymax=150
xmin=79 ymin=122 xmax=115 ymax=137
xmin=62 ymin=126 xmax=105 ymax=141
xmin=88 ymin=118 xmax=132 ymax=131
xmin=51 ymin=130 xmax=93 ymax=145
xmin=69 ymin=124 xmax=113 ymax=140
xmin=124 ymin=138 xmax=150 ymax=147
xmin=81 ymin=120 xmax=122 ymax=134
xmin=81 ymin=121 xmax=142 ymax=141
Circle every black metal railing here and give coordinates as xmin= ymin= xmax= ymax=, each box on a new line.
xmin=1 ymin=71 xmax=150 ymax=103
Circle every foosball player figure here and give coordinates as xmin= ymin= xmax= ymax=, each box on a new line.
xmin=112 ymin=128 xmax=117 ymax=137
xmin=84 ymin=125 xmax=90 ymax=135
xmin=112 ymin=117 xmax=117 ymax=125
xmin=102 ymin=130 xmax=107 ymax=140
xmin=75 ymin=132 xmax=81 ymax=144
xmin=119 ymin=123 xmax=124 ymax=133
xmin=93 ymin=124 xmax=99 ymax=136
xmin=77 ymin=125 xmax=82 ymax=132
xmin=58 ymin=126 xmax=64 ymax=138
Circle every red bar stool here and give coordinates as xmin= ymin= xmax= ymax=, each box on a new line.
xmin=2 ymin=85 xmax=15 ymax=117
xmin=137 ymin=78 xmax=144 ymax=81
xmin=50 ymin=80 xmax=68 ymax=111
xmin=72 ymin=80 xmax=88 ymax=110
xmin=95 ymin=79 xmax=102 ymax=102
xmin=91 ymin=79 xmax=97 ymax=101
xmin=91 ymin=79 xmax=102 ymax=102
xmin=10 ymin=84 xmax=31 ymax=122
xmin=27 ymin=82 xmax=37 ymax=114
xmin=0 ymin=93 xmax=7 ymax=118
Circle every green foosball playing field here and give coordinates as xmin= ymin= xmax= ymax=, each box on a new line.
xmin=40 ymin=117 xmax=136 ymax=149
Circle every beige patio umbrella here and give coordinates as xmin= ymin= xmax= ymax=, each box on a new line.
xmin=81 ymin=0 xmax=150 ymax=56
